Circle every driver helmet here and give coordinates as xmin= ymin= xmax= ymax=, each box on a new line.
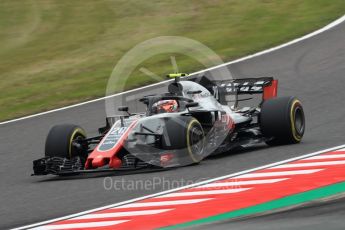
xmin=153 ymin=100 xmax=179 ymax=113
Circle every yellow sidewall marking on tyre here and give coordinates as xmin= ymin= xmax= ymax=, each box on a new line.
xmin=186 ymin=119 xmax=204 ymax=163
xmin=69 ymin=128 xmax=86 ymax=158
xmin=290 ymin=100 xmax=302 ymax=142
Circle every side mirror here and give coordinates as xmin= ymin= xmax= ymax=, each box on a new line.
xmin=186 ymin=102 xmax=199 ymax=108
xmin=118 ymin=106 xmax=129 ymax=112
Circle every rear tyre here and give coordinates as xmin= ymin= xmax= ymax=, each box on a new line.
xmin=162 ymin=117 xmax=205 ymax=164
xmin=45 ymin=124 xmax=87 ymax=159
xmin=260 ymin=96 xmax=305 ymax=145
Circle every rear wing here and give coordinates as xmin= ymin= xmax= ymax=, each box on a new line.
xmin=190 ymin=76 xmax=278 ymax=105
xmin=214 ymin=77 xmax=277 ymax=100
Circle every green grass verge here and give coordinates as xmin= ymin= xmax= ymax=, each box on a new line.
xmin=0 ymin=0 xmax=344 ymax=121
xmin=160 ymin=181 xmax=345 ymax=229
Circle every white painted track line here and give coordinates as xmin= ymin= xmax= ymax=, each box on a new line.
xmin=235 ymin=169 xmax=323 ymax=178
xmin=160 ymin=188 xmax=251 ymax=198
xmin=73 ymin=209 xmax=172 ymax=220
xmin=197 ymin=178 xmax=288 ymax=188
xmin=31 ymin=220 xmax=129 ymax=230
xmin=307 ymin=154 xmax=345 ymax=160
xmin=273 ymin=160 xmax=345 ymax=169
xmin=112 ymin=198 xmax=212 ymax=209
xmin=2 ymin=14 xmax=345 ymax=126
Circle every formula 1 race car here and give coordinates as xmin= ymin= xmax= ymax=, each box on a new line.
xmin=33 ymin=73 xmax=305 ymax=176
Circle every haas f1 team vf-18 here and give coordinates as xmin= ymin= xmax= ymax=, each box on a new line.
xmin=33 ymin=73 xmax=305 ymax=176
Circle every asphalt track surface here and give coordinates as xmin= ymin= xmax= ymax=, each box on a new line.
xmin=1 ymin=20 xmax=345 ymax=229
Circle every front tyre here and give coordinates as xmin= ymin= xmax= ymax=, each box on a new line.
xmin=260 ymin=96 xmax=305 ymax=145
xmin=186 ymin=118 xmax=205 ymax=163
xmin=162 ymin=117 xmax=205 ymax=164
xmin=45 ymin=124 xmax=87 ymax=159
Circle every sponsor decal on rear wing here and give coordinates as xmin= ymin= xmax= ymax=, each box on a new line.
xmin=213 ymin=77 xmax=278 ymax=101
